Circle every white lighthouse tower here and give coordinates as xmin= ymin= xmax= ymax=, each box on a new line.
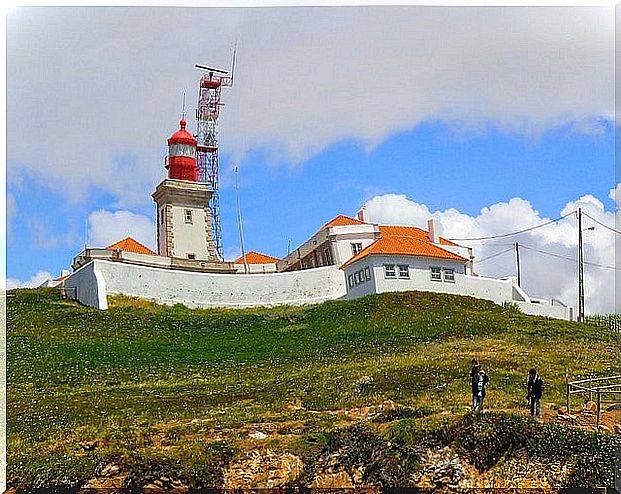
xmin=152 ymin=118 xmax=216 ymax=261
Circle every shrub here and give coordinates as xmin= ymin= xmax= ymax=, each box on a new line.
xmin=373 ymin=405 xmax=436 ymax=423
xmin=123 ymin=440 xmax=235 ymax=489
xmin=454 ymin=412 xmax=538 ymax=470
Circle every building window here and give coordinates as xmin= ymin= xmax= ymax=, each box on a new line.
xmin=398 ymin=264 xmax=409 ymax=279
xmin=348 ymin=274 xmax=355 ymax=288
xmin=364 ymin=267 xmax=371 ymax=281
xmin=351 ymin=242 xmax=363 ymax=255
xmin=430 ymin=267 xmax=442 ymax=282
xmin=354 ymin=271 xmax=361 ymax=284
xmin=160 ymin=208 xmax=165 ymax=224
xmin=384 ymin=264 xmax=396 ymax=279
xmin=324 ymin=248 xmax=333 ymax=265
xmin=443 ymin=268 xmax=455 ymax=283
xmin=184 ymin=209 xmax=193 ymax=224
xmin=187 ymin=253 xmax=196 ymax=260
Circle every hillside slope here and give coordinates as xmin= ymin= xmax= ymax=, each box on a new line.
xmin=7 ymin=288 xmax=620 ymax=490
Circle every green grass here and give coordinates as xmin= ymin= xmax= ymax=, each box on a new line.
xmin=7 ymin=288 xmax=619 ymax=489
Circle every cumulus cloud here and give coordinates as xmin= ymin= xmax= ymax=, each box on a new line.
xmin=7 ymin=6 xmax=613 ymax=205
xmin=5 ymin=271 xmax=54 ymax=290
xmin=609 ymin=183 xmax=621 ymax=208
xmin=364 ymin=190 xmax=619 ymax=314
xmin=88 ymin=210 xmax=156 ymax=250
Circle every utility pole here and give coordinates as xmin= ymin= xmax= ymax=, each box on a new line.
xmin=578 ymin=207 xmax=585 ymax=322
xmin=515 ymin=242 xmax=521 ymax=287
xmin=235 ymin=167 xmax=249 ymax=274
xmin=577 ymin=207 xmax=595 ymax=322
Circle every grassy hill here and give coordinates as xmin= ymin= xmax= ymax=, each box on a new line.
xmin=7 ymin=288 xmax=620 ymax=490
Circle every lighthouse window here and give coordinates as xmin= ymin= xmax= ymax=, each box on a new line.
xmin=169 ymin=143 xmax=196 ymax=158
xmin=184 ymin=209 xmax=193 ymax=224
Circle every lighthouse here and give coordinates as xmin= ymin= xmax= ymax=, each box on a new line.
xmin=152 ymin=119 xmax=216 ymax=261
xmin=166 ymin=118 xmax=198 ymax=181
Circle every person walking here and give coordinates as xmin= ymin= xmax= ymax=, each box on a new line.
xmin=469 ymin=358 xmax=479 ymax=411
xmin=472 ymin=365 xmax=489 ymax=412
xmin=527 ymin=368 xmax=544 ymax=420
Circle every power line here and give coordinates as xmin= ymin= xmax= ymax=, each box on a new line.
xmin=474 ymin=246 xmax=515 ymax=264
xmin=519 ymin=244 xmax=620 ymax=272
xmin=582 ymin=212 xmax=621 ymax=235
xmin=448 ymin=211 xmax=575 ymax=242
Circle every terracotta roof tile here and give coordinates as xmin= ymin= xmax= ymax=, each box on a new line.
xmin=341 ymin=228 xmax=467 ymax=269
xmin=379 ymin=225 xmax=457 ymax=246
xmin=106 ymin=237 xmax=156 ymax=255
xmin=320 ymin=214 xmax=366 ymax=231
xmin=234 ymin=251 xmax=280 ymax=264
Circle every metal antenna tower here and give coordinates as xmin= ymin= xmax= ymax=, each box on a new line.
xmin=195 ymin=50 xmax=236 ymax=261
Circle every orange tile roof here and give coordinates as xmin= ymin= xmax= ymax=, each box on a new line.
xmin=234 ymin=251 xmax=280 ymax=264
xmin=106 ymin=237 xmax=156 ymax=255
xmin=320 ymin=214 xmax=366 ymax=231
xmin=378 ymin=225 xmax=458 ymax=246
xmin=53 ymin=274 xmax=70 ymax=282
xmin=341 ymin=229 xmax=467 ymax=269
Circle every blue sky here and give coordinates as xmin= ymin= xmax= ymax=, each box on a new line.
xmin=6 ymin=5 xmax=619 ymax=313
xmin=222 ymin=122 xmax=615 ymax=256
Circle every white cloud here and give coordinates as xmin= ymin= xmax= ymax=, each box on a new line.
xmin=88 ymin=210 xmax=156 ymax=250
xmin=364 ymin=192 xmax=619 ymax=314
xmin=609 ymin=183 xmax=621 ymax=208
xmin=6 ymin=271 xmax=54 ymax=290
xmin=7 ymin=7 xmax=614 ymax=205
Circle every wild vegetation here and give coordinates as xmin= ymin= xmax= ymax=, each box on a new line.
xmin=587 ymin=312 xmax=621 ymax=332
xmin=7 ymin=288 xmax=620 ymax=489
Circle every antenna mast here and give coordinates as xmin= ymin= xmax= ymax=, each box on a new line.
xmin=195 ymin=49 xmax=236 ymax=261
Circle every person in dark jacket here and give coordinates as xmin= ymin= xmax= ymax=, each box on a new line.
xmin=472 ymin=365 xmax=489 ymax=412
xmin=469 ymin=358 xmax=479 ymax=411
xmin=527 ymin=368 xmax=544 ymax=420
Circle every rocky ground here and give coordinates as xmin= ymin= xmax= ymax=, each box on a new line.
xmin=39 ymin=400 xmax=617 ymax=493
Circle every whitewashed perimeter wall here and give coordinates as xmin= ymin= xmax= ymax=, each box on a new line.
xmin=67 ymin=259 xmax=346 ymax=310
xmin=516 ymin=301 xmax=572 ymax=320
xmin=65 ymin=261 xmax=109 ymax=310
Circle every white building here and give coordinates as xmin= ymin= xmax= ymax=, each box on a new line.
xmin=234 ymin=251 xmax=280 ymax=273
xmin=58 ymin=118 xmax=573 ymax=319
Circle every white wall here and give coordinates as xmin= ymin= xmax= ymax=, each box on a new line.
xmin=67 ymin=260 xmax=346 ymax=309
xmin=234 ymin=263 xmax=278 ymax=274
xmin=65 ymin=261 xmax=108 ymax=309
xmin=343 ymin=255 xmax=573 ymax=320
xmin=516 ymin=301 xmax=573 ymax=320
xmin=333 ymin=235 xmax=376 ymax=266
xmin=171 ymin=204 xmax=210 ymax=260
xmin=343 ymin=262 xmax=377 ymax=299
xmin=329 ymin=224 xmax=377 ymax=266
xmin=355 ymin=255 xmax=485 ymax=299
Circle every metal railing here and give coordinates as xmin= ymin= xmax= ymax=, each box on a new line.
xmin=566 ymin=375 xmax=621 ymax=427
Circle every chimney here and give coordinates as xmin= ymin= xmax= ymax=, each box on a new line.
xmin=357 ymin=206 xmax=367 ymax=223
xmin=427 ymin=218 xmax=437 ymax=243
